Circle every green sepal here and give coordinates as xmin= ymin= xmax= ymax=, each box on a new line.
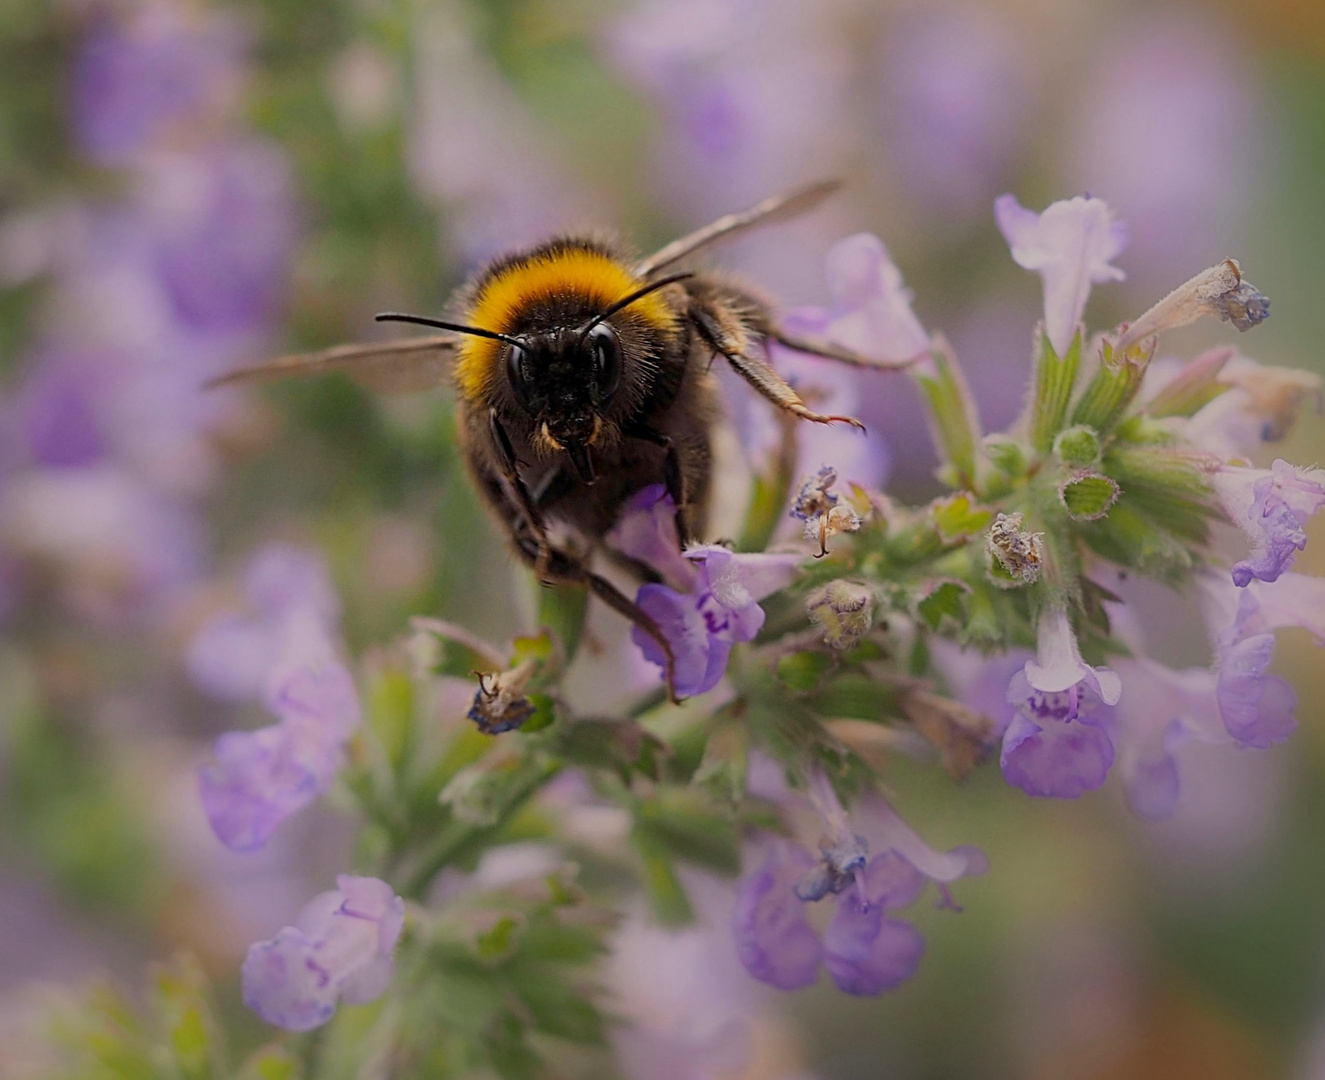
xmin=1071 ymin=337 xmax=1152 ymax=432
xmin=1145 ymin=346 xmax=1233 ymax=418
xmin=236 ymin=1047 xmax=302 ymax=1080
xmin=1079 ymin=500 xmax=1194 ymax=582
xmin=1032 ymin=325 xmax=1082 ymax=453
xmin=1059 ymin=472 xmax=1120 ymax=521
xmin=914 ymin=341 xmax=983 ymax=489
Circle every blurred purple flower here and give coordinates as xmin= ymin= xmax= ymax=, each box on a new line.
xmin=1108 ymin=657 xmax=1225 ymax=820
xmin=10 ymin=351 xmax=113 ymax=468
xmin=1211 ymin=460 xmax=1325 ymax=587
xmin=1001 ymin=608 xmax=1123 ymax=799
xmin=632 ymin=542 xmax=800 ymax=697
xmin=72 ymin=4 xmax=244 ymax=163
xmin=733 ymin=772 xmax=984 ymax=995
xmin=243 ymin=875 xmax=404 ymax=1031
xmin=768 ymin=232 xmax=932 ymax=489
xmin=874 ymin=7 xmax=1031 ymax=223
xmin=1199 ymin=572 xmax=1325 ymax=749
xmin=1064 ymin=13 xmax=1262 ymax=291
xmin=188 ymin=542 xmax=341 ymax=702
xmin=607 ymin=0 xmax=852 ymax=221
xmin=199 ymin=659 xmax=361 ymax=851
xmin=140 ymin=141 xmax=296 ymax=337
xmin=994 ymin=194 xmax=1128 ymax=356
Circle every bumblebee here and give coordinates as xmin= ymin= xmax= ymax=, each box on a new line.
xmin=211 ymin=182 xmax=904 ymax=700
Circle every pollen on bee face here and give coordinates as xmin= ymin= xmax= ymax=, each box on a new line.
xmin=454 ymin=246 xmax=679 ymax=402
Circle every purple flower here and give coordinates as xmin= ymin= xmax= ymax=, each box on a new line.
xmin=198 ymin=660 xmax=361 ymax=851
xmin=632 ymin=545 xmax=800 ymax=697
xmin=1199 ymin=572 xmax=1325 ymax=749
xmin=242 ymin=875 xmax=404 ymax=1031
xmin=994 ymin=194 xmax=1128 ymax=356
xmin=1211 ymin=460 xmax=1325 ymax=587
xmin=1108 ymin=657 xmax=1227 ymax=820
xmin=1000 ymin=607 xmax=1123 ymax=798
xmin=140 ymin=141 xmax=296 ymax=337
xmin=607 ymin=484 xmax=696 ymax=590
xmin=72 ymin=6 xmax=244 ymax=164
xmin=188 ymin=542 xmax=341 ymax=702
xmin=11 ymin=351 xmax=113 ymax=468
xmin=733 ymin=774 xmax=984 ymax=996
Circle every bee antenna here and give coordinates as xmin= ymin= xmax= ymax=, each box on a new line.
xmin=577 ymin=272 xmax=694 ymax=344
xmin=375 ymin=312 xmax=526 ymax=349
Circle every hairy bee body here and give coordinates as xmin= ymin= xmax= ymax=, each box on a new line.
xmin=210 ymin=182 xmax=899 ymax=699
xmin=453 ymin=236 xmax=738 ymax=548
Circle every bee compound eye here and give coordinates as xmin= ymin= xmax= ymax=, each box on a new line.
xmin=505 ymin=343 xmax=534 ymax=413
xmin=589 ymin=323 xmax=622 ymax=403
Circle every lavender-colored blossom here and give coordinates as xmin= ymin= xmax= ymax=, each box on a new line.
xmin=198 ymin=660 xmax=361 ymax=851
xmin=633 ymin=544 xmax=800 ymax=696
xmin=994 ymin=194 xmax=1128 ymax=356
xmin=769 ymin=232 xmax=932 ymax=489
xmin=11 ymin=351 xmax=113 ymax=468
xmin=1108 ymin=657 xmax=1226 ymax=820
xmin=141 ymin=141 xmax=296 ymax=337
xmin=733 ymin=775 xmax=984 ymax=996
xmin=243 ymin=875 xmax=404 ymax=1031
xmin=606 ymin=484 xmax=695 ymax=590
xmin=73 ymin=5 xmax=244 ymax=163
xmin=1211 ymin=460 xmax=1325 ymax=587
xmin=188 ymin=542 xmax=341 ymax=702
xmin=1000 ymin=607 xmax=1122 ymax=799
xmin=1064 ymin=13 xmax=1262 ymax=291
xmin=874 ymin=7 xmax=1030 ymax=222
xmin=1199 ymin=572 xmax=1325 ymax=749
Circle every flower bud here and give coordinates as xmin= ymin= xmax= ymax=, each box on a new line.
xmin=807 ymin=580 xmax=875 ymax=650
xmin=1053 ymin=425 xmax=1102 ymax=468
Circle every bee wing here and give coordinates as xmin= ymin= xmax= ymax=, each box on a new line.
xmin=634 ymin=179 xmax=842 ymax=278
xmin=204 ymin=335 xmax=458 ymax=394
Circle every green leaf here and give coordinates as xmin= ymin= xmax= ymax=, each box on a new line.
xmin=929 ymin=492 xmax=993 ymax=542
xmin=236 ymin=1047 xmax=302 ymax=1080
xmin=475 ymin=915 xmax=524 ymax=963
xmin=914 ymin=579 xmax=971 ymax=632
xmin=633 ymin=837 xmax=693 ymax=926
xmin=1060 ymin=472 xmax=1120 ymax=521
xmin=537 ymin=587 xmax=588 ymax=666
xmin=368 ymin=668 xmax=415 ymax=769
xmin=1032 ymin=326 xmax=1082 ymax=453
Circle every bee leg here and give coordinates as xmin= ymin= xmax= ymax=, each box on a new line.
xmin=489 ymin=407 xmax=551 ymax=545
xmin=688 ymin=302 xmax=865 ymax=430
xmin=772 ymin=328 xmax=921 ymax=371
xmin=514 ymin=531 xmax=682 ymax=704
xmin=624 ymin=423 xmax=691 ymax=546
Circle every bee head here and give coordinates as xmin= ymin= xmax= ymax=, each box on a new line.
xmin=503 ymin=322 xmax=622 ymax=453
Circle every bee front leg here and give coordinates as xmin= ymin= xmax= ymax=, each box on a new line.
xmin=624 ymin=422 xmax=691 ymax=546
xmin=489 ymin=407 xmax=550 ymax=545
xmin=512 ymin=528 xmax=682 ymax=704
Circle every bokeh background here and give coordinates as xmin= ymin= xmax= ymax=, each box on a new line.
xmin=2 ymin=0 xmax=1325 ymax=1076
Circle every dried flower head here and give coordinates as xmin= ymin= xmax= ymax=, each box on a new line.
xmin=985 ymin=512 xmax=1045 ymax=585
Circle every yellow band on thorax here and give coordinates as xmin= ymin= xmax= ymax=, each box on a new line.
xmin=454 ymin=248 xmax=678 ymax=401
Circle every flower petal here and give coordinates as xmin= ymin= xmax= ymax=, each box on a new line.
xmin=823 ymin=893 xmax=925 ymax=996
xmin=732 ymin=844 xmax=823 ymax=991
